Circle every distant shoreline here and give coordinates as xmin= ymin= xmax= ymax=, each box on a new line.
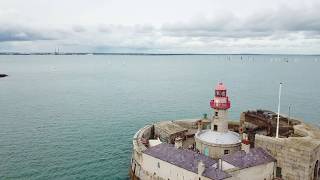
xmin=0 ymin=53 xmax=319 ymax=56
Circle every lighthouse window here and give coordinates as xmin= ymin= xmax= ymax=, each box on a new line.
xmin=214 ymin=125 xmax=218 ymax=131
xmin=215 ymin=111 xmax=218 ymax=116
xmin=215 ymin=91 xmax=221 ymax=96
xmin=224 ymin=150 xmax=229 ymax=155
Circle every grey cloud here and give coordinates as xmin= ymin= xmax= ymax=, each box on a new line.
xmin=0 ymin=25 xmax=63 ymax=42
xmin=98 ymin=25 xmax=111 ymax=33
xmin=244 ymin=6 xmax=320 ymax=32
xmin=0 ymin=27 xmax=51 ymax=42
xmin=303 ymin=31 xmax=320 ymax=39
xmin=97 ymin=24 xmax=155 ymax=35
xmin=161 ymin=3 xmax=320 ymax=40
xmin=1 ymin=2 xmax=320 ymax=54
xmin=72 ymin=25 xmax=86 ymax=33
xmin=131 ymin=24 xmax=155 ymax=34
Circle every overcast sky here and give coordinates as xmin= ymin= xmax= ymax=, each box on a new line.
xmin=0 ymin=0 xmax=319 ymax=54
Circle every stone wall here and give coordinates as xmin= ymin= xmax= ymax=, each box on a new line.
xmin=154 ymin=127 xmax=170 ymax=143
xmin=310 ymin=144 xmax=320 ymax=180
xmin=227 ymin=162 xmax=275 ymax=180
xmin=173 ymin=119 xmax=198 ymax=129
xmin=154 ymin=122 xmax=186 ymax=143
xmin=132 ymin=125 xmax=154 ymax=178
xmin=255 ymin=134 xmax=320 ymax=180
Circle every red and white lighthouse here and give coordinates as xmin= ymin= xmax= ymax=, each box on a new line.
xmin=195 ymin=82 xmax=240 ymax=158
xmin=210 ymin=83 xmax=231 ymax=133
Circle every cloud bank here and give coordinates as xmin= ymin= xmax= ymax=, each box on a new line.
xmin=0 ymin=0 xmax=319 ymax=54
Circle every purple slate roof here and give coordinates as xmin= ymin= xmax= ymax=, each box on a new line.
xmin=222 ymin=147 xmax=275 ymax=169
xmin=143 ymin=143 xmax=231 ymax=180
xmin=203 ymin=166 xmax=230 ymax=180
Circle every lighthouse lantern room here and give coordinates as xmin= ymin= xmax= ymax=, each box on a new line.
xmin=210 ymin=82 xmax=231 ymax=110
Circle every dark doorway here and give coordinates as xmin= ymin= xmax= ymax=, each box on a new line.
xmin=214 ymin=125 xmax=218 ymax=131
xmin=276 ymin=167 xmax=282 ymax=178
xmin=314 ymin=160 xmax=319 ymax=180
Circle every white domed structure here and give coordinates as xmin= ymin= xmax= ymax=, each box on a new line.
xmin=195 ymin=83 xmax=241 ymax=159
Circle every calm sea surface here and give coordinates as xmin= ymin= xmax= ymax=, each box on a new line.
xmin=0 ymin=55 xmax=319 ymax=179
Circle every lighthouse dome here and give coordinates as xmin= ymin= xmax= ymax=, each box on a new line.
xmin=196 ymin=130 xmax=240 ymax=144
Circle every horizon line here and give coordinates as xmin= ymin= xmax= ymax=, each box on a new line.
xmin=0 ymin=52 xmax=320 ymax=56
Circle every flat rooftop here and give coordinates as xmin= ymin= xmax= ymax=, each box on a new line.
xmin=222 ymin=147 xmax=276 ymax=169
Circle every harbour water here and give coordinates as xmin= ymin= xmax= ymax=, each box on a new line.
xmin=0 ymin=55 xmax=319 ymax=179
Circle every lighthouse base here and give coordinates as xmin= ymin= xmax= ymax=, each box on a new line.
xmin=195 ymin=130 xmax=241 ymax=159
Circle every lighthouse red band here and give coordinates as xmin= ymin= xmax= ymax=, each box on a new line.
xmin=210 ymin=82 xmax=231 ymax=110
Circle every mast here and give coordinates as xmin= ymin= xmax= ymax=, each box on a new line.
xmin=288 ymin=105 xmax=291 ymax=125
xmin=276 ymin=83 xmax=282 ymax=138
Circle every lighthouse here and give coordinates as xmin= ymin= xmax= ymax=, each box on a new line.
xmin=210 ymin=83 xmax=231 ymax=133
xmin=195 ymin=82 xmax=241 ymax=159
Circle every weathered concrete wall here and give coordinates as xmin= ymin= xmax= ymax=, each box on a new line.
xmin=255 ymin=134 xmax=320 ymax=180
xmin=154 ymin=123 xmax=186 ymax=143
xmin=132 ymin=125 xmax=154 ymax=178
xmin=293 ymin=123 xmax=320 ymax=180
xmin=141 ymin=153 xmax=212 ymax=180
xmin=154 ymin=127 xmax=169 ymax=143
xmin=310 ymin=144 xmax=320 ymax=180
xmin=174 ymin=119 xmax=198 ymax=129
xmin=140 ymin=152 xmax=274 ymax=180
xmin=226 ymin=162 xmax=275 ymax=180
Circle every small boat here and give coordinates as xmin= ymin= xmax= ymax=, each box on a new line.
xmin=0 ymin=74 xmax=8 ymax=78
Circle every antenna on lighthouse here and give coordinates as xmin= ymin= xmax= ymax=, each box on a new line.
xmin=276 ymin=83 xmax=282 ymax=138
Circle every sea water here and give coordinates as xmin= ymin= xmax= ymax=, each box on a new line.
xmin=0 ymin=55 xmax=319 ymax=179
